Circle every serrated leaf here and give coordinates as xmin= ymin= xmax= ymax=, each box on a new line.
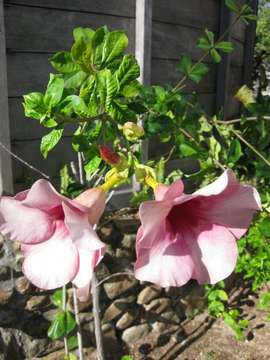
xmin=121 ymin=80 xmax=141 ymax=97
xmin=91 ymin=26 xmax=108 ymax=66
xmin=71 ymin=38 xmax=87 ymax=63
xmin=102 ymin=31 xmax=128 ymax=64
xmin=44 ymin=74 xmax=65 ymax=108
xmin=63 ymin=95 xmax=92 ymax=117
xmin=210 ymin=48 xmax=221 ymax=63
xmin=50 ymin=52 xmax=80 ymax=73
xmin=40 ymin=128 xmax=64 ymax=158
xmin=216 ymin=41 xmax=234 ymax=53
xmin=189 ymin=63 xmax=209 ymax=83
xmin=115 ymin=54 xmax=140 ymax=88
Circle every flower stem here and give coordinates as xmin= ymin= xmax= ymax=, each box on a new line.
xmin=62 ymin=285 xmax=69 ymax=358
xmin=72 ymin=286 xmax=84 ymax=360
xmin=91 ymin=272 xmax=105 ymax=360
xmin=145 ymin=175 xmax=159 ymax=190
xmin=99 ymin=173 xmax=122 ymax=192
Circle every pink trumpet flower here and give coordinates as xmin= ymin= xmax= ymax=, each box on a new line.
xmin=135 ymin=170 xmax=261 ymax=287
xmin=0 ymin=180 xmax=106 ymax=301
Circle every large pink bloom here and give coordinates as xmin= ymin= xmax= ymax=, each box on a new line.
xmin=135 ymin=170 xmax=261 ymax=287
xmin=0 ymin=180 xmax=106 ymax=300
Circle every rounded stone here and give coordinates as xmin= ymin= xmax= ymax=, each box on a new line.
xmin=137 ymin=286 xmax=162 ymax=305
xmin=103 ymin=276 xmax=138 ymax=300
xmin=122 ymin=324 xmax=151 ymax=343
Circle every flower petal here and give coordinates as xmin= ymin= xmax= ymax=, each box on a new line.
xmin=22 ymin=221 xmax=79 ymax=289
xmin=154 ymin=180 xmax=184 ymax=201
xmin=75 ymin=188 xmax=106 ymax=225
xmin=0 ymin=197 xmax=55 ymax=244
xmin=62 ymin=203 xmax=105 ymax=253
xmin=138 ymin=199 xmax=173 ymax=248
xmin=193 ymin=170 xmax=261 ymax=238
xmin=135 ymin=221 xmax=194 ymax=287
xmin=185 ymin=223 xmax=238 ymax=284
xmin=72 ymin=249 xmax=95 ymax=289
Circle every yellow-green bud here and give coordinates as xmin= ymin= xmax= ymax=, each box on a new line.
xmin=134 ymin=163 xmax=156 ymax=183
xmin=122 ymin=122 xmax=144 ymax=142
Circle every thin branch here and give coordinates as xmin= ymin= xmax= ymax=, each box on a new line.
xmin=62 ymin=285 xmax=69 ymax=358
xmin=72 ymin=286 xmax=84 ymax=360
xmin=217 ymin=116 xmax=270 ymax=124
xmin=95 ymin=272 xmax=134 ymax=288
xmin=78 ymin=152 xmax=85 ymax=186
xmin=0 ymin=140 xmax=50 ymax=179
xmin=173 ymin=14 xmax=242 ymax=92
xmin=91 ymin=272 xmax=105 ymax=360
xmin=231 ymin=129 xmax=270 ymax=168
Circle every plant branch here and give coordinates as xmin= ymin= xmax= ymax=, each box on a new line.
xmin=95 ymin=272 xmax=134 ymax=288
xmin=217 ymin=116 xmax=270 ymax=124
xmin=91 ymin=272 xmax=105 ymax=360
xmin=231 ymin=129 xmax=270 ymax=168
xmin=0 ymin=140 xmax=50 ymax=180
xmin=173 ymin=13 xmax=242 ymax=92
xmin=72 ymin=286 xmax=84 ymax=360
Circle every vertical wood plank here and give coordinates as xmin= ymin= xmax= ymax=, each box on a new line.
xmin=215 ymin=1 xmax=232 ymax=118
xmin=0 ymin=0 xmax=13 ymax=194
xmin=242 ymin=0 xmax=259 ymax=86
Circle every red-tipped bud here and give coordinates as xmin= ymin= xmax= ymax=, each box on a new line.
xmin=99 ymin=146 xmax=121 ymax=166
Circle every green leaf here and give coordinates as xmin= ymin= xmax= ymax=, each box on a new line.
xmin=121 ymin=356 xmax=134 ymax=360
xmin=51 ymin=289 xmax=63 ymax=308
xmin=101 ymin=31 xmax=128 ymax=64
xmin=179 ymin=55 xmax=192 ymax=75
xmin=73 ymin=27 xmax=94 ymax=43
xmin=225 ymin=0 xmax=239 ymax=13
xmin=64 ymin=71 xmax=87 ymax=89
xmin=121 ymin=80 xmax=141 ymax=97
xmin=258 ymin=292 xmax=270 ymax=310
xmin=208 ymin=290 xmax=228 ymax=302
xmin=67 ymin=335 xmax=78 ymax=351
xmin=60 ymin=164 xmax=74 ymax=195
xmin=42 ymin=118 xmax=58 ymax=128
xmin=115 ymin=54 xmax=140 ymax=88
xmin=84 ymin=155 xmax=102 ymax=175
xmin=63 ymin=95 xmax=92 ymax=117
xmin=40 ymin=128 xmax=64 ymax=158
xmin=44 ymin=74 xmax=65 ymax=108
xmin=216 ymin=41 xmax=234 ymax=53
xmin=50 ymin=52 xmax=80 ymax=73
xmin=65 ymin=354 xmax=77 ymax=360
xmin=205 ymin=29 xmax=215 ymax=46
xmin=228 ymin=139 xmax=242 ymax=164
xmin=189 ymin=63 xmax=209 ymax=83
xmin=89 ymin=26 xmax=108 ymax=67
xmin=23 ymin=92 xmax=46 ymax=120
xmin=197 ymin=37 xmax=212 ymax=51
xmin=208 ymin=300 xmax=225 ymax=316
xmin=71 ymin=37 xmax=87 ymax=63
xmin=47 ymin=311 xmax=76 ymax=340
xmin=210 ymin=48 xmax=222 ymax=63
xmin=179 ymin=143 xmax=199 ymax=157
xmin=96 ymin=69 xmax=118 ymax=110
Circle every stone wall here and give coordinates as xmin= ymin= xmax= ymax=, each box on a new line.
xmin=0 ymin=215 xmax=206 ymax=359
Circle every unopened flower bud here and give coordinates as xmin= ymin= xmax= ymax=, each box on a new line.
xmin=99 ymin=146 xmax=121 ymax=166
xmin=135 ymin=163 xmax=156 ymax=183
xmin=235 ymin=85 xmax=255 ymax=108
xmin=122 ymin=122 xmax=144 ymax=142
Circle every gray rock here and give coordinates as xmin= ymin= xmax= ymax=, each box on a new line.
xmin=144 ymin=297 xmax=171 ymax=314
xmin=103 ymin=276 xmax=138 ymax=300
xmin=122 ymin=324 xmax=151 ymax=343
xmin=26 ymin=295 xmax=49 ymax=311
xmin=15 ymin=276 xmax=32 ymax=294
xmin=116 ymin=308 xmax=138 ymax=330
xmin=0 ymin=289 xmax=13 ymax=305
xmin=103 ymin=295 xmax=135 ymax=322
xmin=122 ymin=234 xmax=136 ymax=249
xmin=137 ymin=285 xmax=162 ymax=305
